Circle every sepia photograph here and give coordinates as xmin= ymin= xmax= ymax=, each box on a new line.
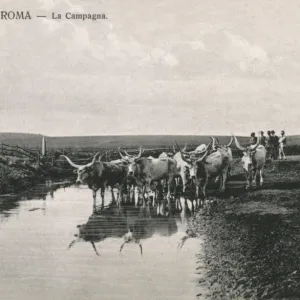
xmin=1 ymin=0 xmax=300 ymax=299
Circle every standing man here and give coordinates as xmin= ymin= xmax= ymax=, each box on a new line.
xmin=265 ymin=130 xmax=272 ymax=159
xmin=271 ymin=130 xmax=279 ymax=160
xmin=249 ymin=132 xmax=258 ymax=145
xmin=279 ymin=130 xmax=287 ymax=160
xmin=260 ymin=131 xmax=266 ymax=146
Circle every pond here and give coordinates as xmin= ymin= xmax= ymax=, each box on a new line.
xmin=0 ymin=184 xmax=206 ymax=300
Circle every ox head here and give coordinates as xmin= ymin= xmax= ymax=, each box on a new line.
xmin=175 ymin=140 xmax=212 ymax=179
xmin=61 ymin=152 xmax=104 ymax=185
xmin=234 ymin=134 xmax=260 ymax=173
xmin=118 ymin=146 xmax=143 ymax=175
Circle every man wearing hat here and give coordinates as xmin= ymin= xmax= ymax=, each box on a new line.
xmin=279 ymin=130 xmax=287 ymax=160
xmin=270 ymin=130 xmax=279 ymax=160
xmin=260 ymin=131 xmax=266 ymax=147
xmin=249 ymin=132 xmax=258 ymax=145
xmin=265 ymin=130 xmax=272 ymax=159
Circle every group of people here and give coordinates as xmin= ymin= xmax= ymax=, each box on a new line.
xmin=249 ymin=130 xmax=287 ymax=160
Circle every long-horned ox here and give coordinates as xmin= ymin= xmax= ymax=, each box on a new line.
xmin=62 ymin=152 xmax=128 ymax=212
xmin=210 ymin=135 xmax=234 ymax=182
xmin=176 ymin=137 xmax=232 ymax=207
xmin=233 ymin=134 xmax=266 ymax=189
xmin=119 ymin=147 xmax=177 ymax=214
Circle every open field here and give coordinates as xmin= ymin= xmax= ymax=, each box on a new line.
xmin=3 ymin=132 xmax=300 ymax=156
xmin=0 ymin=132 xmax=247 ymax=149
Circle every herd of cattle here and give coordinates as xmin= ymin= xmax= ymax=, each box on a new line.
xmin=62 ymin=134 xmax=267 ymax=215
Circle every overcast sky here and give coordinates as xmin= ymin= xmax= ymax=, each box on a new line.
xmin=0 ymin=0 xmax=299 ymax=136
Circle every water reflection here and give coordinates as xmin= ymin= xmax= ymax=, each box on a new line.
xmin=0 ymin=181 xmax=73 ymax=222
xmin=68 ymin=202 xmax=178 ymax=256
xmin=0 ymin=185 xmax=203 ymax=300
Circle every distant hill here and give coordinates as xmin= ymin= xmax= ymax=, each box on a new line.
xmin=1 ymin=132 xmax=298 ymax=149
xmin=0 ymin=133 xmax=243 ymax=149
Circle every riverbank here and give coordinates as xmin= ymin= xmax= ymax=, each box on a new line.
xmin=184 ymin=157 xmax=300 ymax=299
xmin=0 ymin=155 xmax=73 ymax=195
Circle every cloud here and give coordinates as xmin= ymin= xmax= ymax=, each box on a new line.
xmin=225 ymin=31 xmax=270 ymax=74
xmin=141 ymin=48 xmax=179 ymax=67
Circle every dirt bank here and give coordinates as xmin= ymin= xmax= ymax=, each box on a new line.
xmin=183 ymin=157 xmax=300 ymax=299
xmin=0 ymin=155 xmax=73 ymax=194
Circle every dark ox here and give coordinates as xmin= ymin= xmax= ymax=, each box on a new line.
xmin=234 ymin=134 xmax=266 ymax=189
xmin=62 ymin=152 xmax=128 ymax=212
xmin=119 ymin=147 xmax=177 ymax=213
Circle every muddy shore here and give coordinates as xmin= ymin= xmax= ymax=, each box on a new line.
xmin=182 ymin=157 xmax=300 ymax=299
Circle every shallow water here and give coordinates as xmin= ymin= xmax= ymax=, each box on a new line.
xmin=0 ymin=184 xmax=205 ymax=300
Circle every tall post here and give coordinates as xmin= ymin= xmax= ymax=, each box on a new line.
xmin=41 ymin=136 xmax=47 ymax=157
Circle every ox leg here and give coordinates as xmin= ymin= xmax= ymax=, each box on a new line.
xmin=215 ymin=176 xmax=220 ymax=184
xmin=100 ymin=187 xmax=105 ymax=210
xmin=134 ymin=186 xmax=140 ymax=206
xmin=111 ymin=187 xmax=116 ymax=204
xmin=92 ymin=190 xmax=97 ymax=213
xmin=259 ymin=168 xmax=264 ymax=186
xmin=166 ymin=183 xmax=172 ymax=215
xmin=176 ymin=197 xmax=182 ymax=212
xmin=141 ymin=186 xmax=147 ymax=208
xmin=252 ymin=169 xmax=258 ymax=188
xmin=227 ymin=166 xmax=231 ymax=179
xmin=245 ymin=172 xmax=251 ymax=190
xmin=219 ymin=170 xmax=227 ymax=193
xmin=200 ymin=179 xmax=208 ymax=207
xmin=194 ymin=184 xmax=200 ymax=210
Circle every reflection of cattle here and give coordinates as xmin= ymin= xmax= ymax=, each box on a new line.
xmin=62 ymin=152 xmax=128 ymax=212
xmin=68 ymin=204 xmax=178 ymax=256
xmin=234 ymin=134 xmax=267 ymax=189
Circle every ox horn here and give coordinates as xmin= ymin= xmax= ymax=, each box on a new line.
xmin=226 ymin=134 xmax=234 ymax=147
xmin=118 ymin=147 xmax=127 ymax=160
xmin=86 ymin=152 xmax=101 ymax=167
xmin=61 ymin=155 xmax=82 ymax=169
xmin=123 ymin=149 xmax=134 ymax=158
xmin=175 ymin=142 xmax=191 ymax=164
xmin=124 ymin=147 xmax=143 ymax=159
xmin=233 ymin=135 xmax=246 ymax=151
xmin=210 ymin=137 xmax=217 ymax=151
xmin=198 ymin=141 xmax=213 ymax=162
xmin=250 ymin=135 xmax=260 ymax=151
xmin=177 ymin=143 xmax=190 ymax=155
xmin=135 ymin=146 xmax=143 ymax=160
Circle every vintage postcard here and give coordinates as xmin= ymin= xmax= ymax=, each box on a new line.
xmin=0 ymin=1 xmax=298 ymax=299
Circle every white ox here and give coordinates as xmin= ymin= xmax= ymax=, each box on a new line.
xmin=177 ymin=139 xmax=232 ymax=207
xmin=233 ymin=134 xmax=266 ymax=189
xmin=118 ymin=147 xmax=177 ymax=214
